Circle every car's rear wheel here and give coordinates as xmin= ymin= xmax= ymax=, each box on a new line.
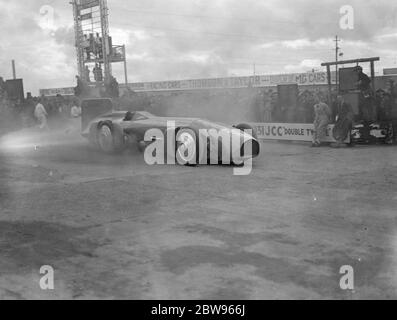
xmin=235 ymin=123 xmax=257 ymax=140
xmin=97 ymin=123 xmax=125 ymax=154
xmin=176 ymin=128 xmax=199 ymax=166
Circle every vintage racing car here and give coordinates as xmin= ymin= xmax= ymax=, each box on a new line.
xmin=81 ymin=99 xmax=260 ymax=165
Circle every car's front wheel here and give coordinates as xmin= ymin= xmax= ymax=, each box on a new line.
xmin=175 ymin=128 xmax=199 ymax=166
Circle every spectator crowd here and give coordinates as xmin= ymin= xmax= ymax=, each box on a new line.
xmin=2 ymin=72 xmax=397 ymax=145
xmin=0 ymin=77 xmax=82 ymax=135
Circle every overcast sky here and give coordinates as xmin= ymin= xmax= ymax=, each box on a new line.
xmin=0 ymin=0 xmax=397 ymax=94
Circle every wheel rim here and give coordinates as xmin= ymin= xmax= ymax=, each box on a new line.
xmin=176 ymin=131 xmax=196 ymax=164
xmin=98 ymin=126 xmax=113 ymax=152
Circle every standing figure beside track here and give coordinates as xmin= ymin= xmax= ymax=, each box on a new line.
xmin=71 ymin=102 xmax=82 ymax=118
xmin=263 ymin=92 xmax=273 ymax=122
xmin=312 ymin=96 xmax=332 ymax=147
xmin=332 ymin=95 xmax=354 ymax=147
xmin=356 ymin=66 xmax=372 ymax=98
xmin=34 ymin=99 xmax=49 ymax=130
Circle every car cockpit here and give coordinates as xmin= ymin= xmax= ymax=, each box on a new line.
xmin=123 ymin=112 xmax=148 ymax=121
xmin=123 ymin=111 xmax=134 ymax=121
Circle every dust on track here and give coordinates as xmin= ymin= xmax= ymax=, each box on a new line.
xmin=1 ymin=122 xmax=397 ymax=299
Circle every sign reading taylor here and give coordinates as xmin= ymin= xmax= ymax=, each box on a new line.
xmin=39 ymin=71 xmax=336 ymax=96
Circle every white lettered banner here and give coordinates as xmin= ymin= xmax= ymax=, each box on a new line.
xmin=250 ymin=123 xmax=350 ymax=143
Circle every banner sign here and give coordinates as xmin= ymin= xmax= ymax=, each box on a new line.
xmin=250 ymin=123 xmax=350 ymax=143
xmin=126 ymin=71 xmax=336 ymax=92
xmin=39 ymin=87 xmax=75 ymax=97
xmin=78 ymin=0 xmax=99 ymax=10
xmin=40 ymin=71 xmax=336 ymax=95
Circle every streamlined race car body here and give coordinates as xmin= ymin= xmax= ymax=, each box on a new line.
xmin=81 ymin=99 xmax=260 ymax=165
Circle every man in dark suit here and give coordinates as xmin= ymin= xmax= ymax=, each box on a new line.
xmin=333 ymin=95 xmax=354 ymax=147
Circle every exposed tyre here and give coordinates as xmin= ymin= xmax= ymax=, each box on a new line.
xmin=175 ymin=128 xmax=199 ymax=166
xmin=97 ymin=123 xmax=125 ymax=154
xmin=235 ymin=123 xmax=257 ymax=140
xmin=88 ymin=125 xmax=100 ymax=150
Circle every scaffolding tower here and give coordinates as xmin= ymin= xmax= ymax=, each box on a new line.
xmin=71 ymin=0 xmax=127 ymax=86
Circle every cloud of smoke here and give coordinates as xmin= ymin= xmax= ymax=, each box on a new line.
xmin=147 ymin=88 xmax=265 ymax=124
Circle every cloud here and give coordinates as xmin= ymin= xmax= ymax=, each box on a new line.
xmin=284 ymin=59 xmax=323 ymax=73
xmin=0 ymin=0 xmax=397 ymax=94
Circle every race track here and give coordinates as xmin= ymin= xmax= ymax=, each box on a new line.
xmin=1 ymin=121 xmax=397 ymax=299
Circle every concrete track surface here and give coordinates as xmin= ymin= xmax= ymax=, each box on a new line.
xmin=1 ymin=120 xmax=397 ymax=300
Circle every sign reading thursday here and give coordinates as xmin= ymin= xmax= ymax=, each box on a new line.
xmin=250 ymin=123 xmax=350 ymax=143
xmin=126 ymin=71 xmax=335 ymax=92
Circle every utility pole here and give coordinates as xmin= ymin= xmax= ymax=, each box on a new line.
xmin=99 ymin=0 xmax=112 ymax=84
xmin=334 ymin=35 xmax=341 ymax=87
xmin=123 ymin=45 xmax=128 ymax=85
xmin=11 ymin=60 xmax=16 ymax=79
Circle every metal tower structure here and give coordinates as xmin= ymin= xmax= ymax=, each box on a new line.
xmin=99 ymin=0 xmax=111 ymax=81
xmin=71 ymin=0 xmax=127 ymax=86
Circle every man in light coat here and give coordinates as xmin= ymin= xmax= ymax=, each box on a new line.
xmin=312 ymin=96 xmax=332 ymax=147
xmin=34 ymin=99 xmax=49 ymax=130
